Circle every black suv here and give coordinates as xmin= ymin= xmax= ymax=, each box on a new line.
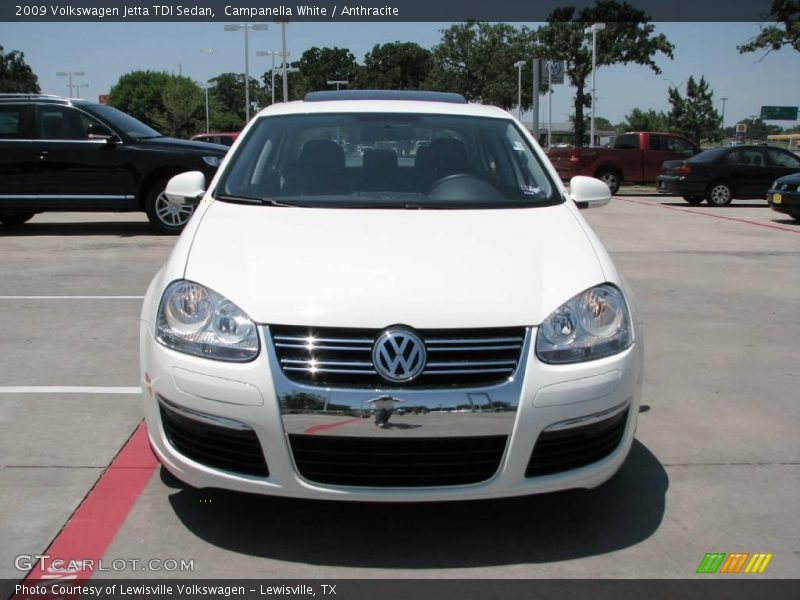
xmin=0 ymin=94 xmax=228 ymax=232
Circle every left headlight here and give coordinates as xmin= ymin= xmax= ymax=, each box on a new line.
xmin=156 ymin=280 xmax=259 ymax=362
xmin=202 ymin=155 xmax=223 ymax=167
xmin=536 ymin=284 xmax=632 ymax=364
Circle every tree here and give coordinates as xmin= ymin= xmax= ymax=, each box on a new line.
xmin=667 ymin=76 xmax=721 ymax=144
xmin=426 ymin=21 xmax=536 ymax=110
xmin=297 ymin=47 xmax=360 ymax=95
xmin=621 ymin=108 xmax=669 ymax=132
xmin=535 ymin=1 xmax=674 ymax=147
xmin=208 ymin=72 xmax=265 ymax=129
xmin=261 ymin=61 xmax=305 ymax=103
xmin=738 ymin=0 xmax=800 ymax=57
xmin=723 ymin=117 xmax=782 ymax=141
xmin=357 ymin=42 xmax=432 ymax=89
xmin=108 ymin=70 xmax=173 ymax=128
xmin=0 ymin=46 xmax=40 ymax=93
xmin=156 ymin=77 xmax=203 ymax=138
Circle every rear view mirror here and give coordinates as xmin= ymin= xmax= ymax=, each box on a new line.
xmin=569 ymin=175 xmax=611 ymax=209
xmin=87 ymin=123 xmax=116 ymax=142
xmin=165 ymin=171 xmax=206 ymax=204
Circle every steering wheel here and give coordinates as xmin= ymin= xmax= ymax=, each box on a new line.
xmin=426 ymin=173 xmax=506 ymax=202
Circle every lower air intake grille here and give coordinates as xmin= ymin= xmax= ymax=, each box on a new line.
xmin=525 ymin=408 xmax=629 ymax=477
xmin=159 ymin=401 xmax=268 ymax=478
xmin=289 ymin=434 xmax=507 ymax=487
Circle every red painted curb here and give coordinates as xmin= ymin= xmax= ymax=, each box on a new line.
xmin=303 ymin=416 xmax=366 ymax=435
xmin=16 ymin=422 xmax=157 ymax=593
xmin=615 ymin=196 xmax=800 ymax=235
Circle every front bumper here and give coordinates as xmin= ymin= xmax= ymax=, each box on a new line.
xmin=767 ymin=188 xmax=800 ymax=217
xmin=140 ymin=322 xmax=643 ymax=502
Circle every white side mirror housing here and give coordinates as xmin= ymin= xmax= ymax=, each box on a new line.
xmin=165 ymin=171 xmax=206 ymax=204
xmin=569 ymin=175 xmax=612 ymax=209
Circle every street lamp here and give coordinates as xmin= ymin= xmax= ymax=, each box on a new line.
xmin=513 ymin=61 xmax=526 ymax=121
xmin=56 ymin=71 xmax=85 ymax=97
xmin=327 ymin=80 xmax=349 ymax=91
xmin=273 ymin=65 xmax=299 ymax=103
xmin=74 ymin=83 xmax=89 ymax=99
xmin=201 ymin=81 xmax=215 ymax=134
xmin=276 ymin=20 xmax=290 ymax=103
xmin=720 ymin=96 xmax=728 ymax=129
xmin=584 ymin=22 xmax=605 ymax=147
xmin=257 ymin=50 xmax=291 ymax=104
xmin=224 ymin=23 xmax=268 ymax=123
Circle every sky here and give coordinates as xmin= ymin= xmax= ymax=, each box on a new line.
xmin=2 ymin=21 xmax=799 ymax=129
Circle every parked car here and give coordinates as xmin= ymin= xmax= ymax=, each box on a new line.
xmin=548 ymin=131 xmax=699 ymax=194
xmin=656 ymin=145 xmax=800 ymax=206
xmin=140 ymin=89 xmax=643 ymax=501
xmin=767 ymin=172 xmax=800 ymax=221
xmin=190 ymin=132 xmax=239 ymax=147
xmin=0 ymin=94 xmax=227 ymax=232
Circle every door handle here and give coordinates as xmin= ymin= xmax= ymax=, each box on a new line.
xmin=38 ymin=150 xmax=49 ymax=160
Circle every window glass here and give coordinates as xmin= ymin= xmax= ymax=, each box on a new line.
xmin=614 ymin=134 xmax=639 ymax=150
xmin=664 ymin=136 xmax=694 ymax=154
xmin=36 ymin=106 xmax=103 ymax=140
xmin=0 ymin=105 xmax=26 ymax=138
xmin=767 ymin=148 xmax=800 ymax=169
xmin=648 ymin=135 xmax=662 ymax=150
xmin=217 ymin=113 xmax=559 ymax=209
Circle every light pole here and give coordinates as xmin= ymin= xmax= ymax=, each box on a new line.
xmin=224 ymin=23 xmax=268 ymax=123
xmin=277 ymin=20 xmax=289 ymax=102
xmin=327 ymin=80 xmax=349 ymax=91
xmin=202 ymin=82 xmax=214 ymax=133
xmin=74 ymin=83 xmax=89 ymax=99
xmin=584 ymin=22 xmax=605 ymax=147
xmin=513 ymin=61 xmax=526 ymax=121
xmin=56 ymin=71 xmax=85 ymax=97
xmin=720 ymin=96 xmax=728 ymax=129
xmin=257 ymin=50 xmax=290 ymax=104
xmin=273 ymin=65 xmax=299 ymax=103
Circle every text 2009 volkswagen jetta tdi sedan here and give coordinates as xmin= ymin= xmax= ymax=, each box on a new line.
xmin=140 ymin=90 xmax=643 ymax=501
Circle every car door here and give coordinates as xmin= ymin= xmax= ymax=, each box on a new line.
xmin=0 ymin=103 xmax=39 ymax=210
xmin=643 ymin=134 xmax=672 ymax=181
xmin=33 ymin=104 xmax=137 ymax=210
xmin=723 ymin=148 xmax=772 ymax=197
xmin=613 ymin=133 xmax=644 ymax=182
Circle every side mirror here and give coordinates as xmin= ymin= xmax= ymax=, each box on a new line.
xmin=569 ymin=175 xmax=611 ymax=209
xmin=165 ymin=171 xmax=206 ymax=204
xmin=87 ymin=123 xmax=117 ymax=142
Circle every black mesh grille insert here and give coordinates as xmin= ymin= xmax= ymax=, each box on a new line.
xmin=289 ymin=434 xmax=508 ymax=487
xmin=159 ymin=401 xmax=268 ymax=478
xmin=270 ymin=325 xmax=526 ymax=389
xmin=525 ymin=408 xmax=629 ymax=477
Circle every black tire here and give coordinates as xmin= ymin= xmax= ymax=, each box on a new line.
xmin=595 ymin=169 xmax=621 ymax=195
xmin=682 ymin=195 xmax=704 ymax=205
xmin=144 ymin=176 xmax=195 ymax=234
xmin=706 ymin=182 xmax=733 ymax=206
xmin=0 ymin=211 xmax=35 ymax=226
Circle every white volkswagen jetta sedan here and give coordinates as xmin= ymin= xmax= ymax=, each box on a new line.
xmin=140 ymin=90 xmax=643 ymax=501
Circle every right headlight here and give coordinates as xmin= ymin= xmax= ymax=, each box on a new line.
xmin=536 ymin=284 xmax=632 ymax=364
xmin=156 ymin=280 xmax=259 ymax=362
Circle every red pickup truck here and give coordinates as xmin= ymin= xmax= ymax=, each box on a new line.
xmin=548 ymin=132 xmax=699 ymax=194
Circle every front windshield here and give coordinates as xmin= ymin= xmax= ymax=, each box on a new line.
xmin=84 ymin=104 xmax=162 ymax=139
xmin=215 ymin=113 xmax=558 ymax=209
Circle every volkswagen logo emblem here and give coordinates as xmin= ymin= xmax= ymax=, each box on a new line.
xmin=372 ymin=329 xmax=426 ymax=383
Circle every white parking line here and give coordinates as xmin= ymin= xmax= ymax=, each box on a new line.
xmin=0 ymin=296 xmax=144 ymax=300
xmin=0 ymin=386 xmax=141 ymax=394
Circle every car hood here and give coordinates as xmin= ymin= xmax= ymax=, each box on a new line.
xmin=774 ymin=171 xmax=800 ymax=185
xmin=133 ymin=136 xmax=228 ymax=153
xmin=183 ymin=201 xmax=607 ymax=329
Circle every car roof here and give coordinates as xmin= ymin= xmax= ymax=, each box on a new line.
xmin=0 ymin=94 xmax=97 ymax=108
xmin=254 ymin=91 xmax=512 ymax=120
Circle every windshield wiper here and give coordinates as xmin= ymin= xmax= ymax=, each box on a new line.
xmin=215 ymin=194 xmax=298 ymax=207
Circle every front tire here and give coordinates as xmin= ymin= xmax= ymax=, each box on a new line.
xmin=682 ymin=195 xmax=704 ymax=205
xmin=595 ymin=169 xmax=621 ymax=195
xmin=706 ymin=182 xmax=733 ymax=206
xmin=145 ymin=177 xmax=195 ymax=234
xmin=0 ymin=211 xmax=35 ymax=226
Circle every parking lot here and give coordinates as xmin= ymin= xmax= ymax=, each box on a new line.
xmin=1 ymin=194 xmax=798 ymax=580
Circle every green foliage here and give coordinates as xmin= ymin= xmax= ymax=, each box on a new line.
xmin=535 ymin=0 xmax=674 ymax=147
xmin=297 ymin=47 xmax=360 ymax=94
xmin=667 ymin=76 xmax=722 ymax=144
xmin=723 ymin=118 xmax=784 ymax=141
xmin=738 ymin=1 xmax=800 ymax=56
xmin=156 ymin=77 xmax=203 ymax=138
xmin=621 ymin=108 xmax=669 ymax=132
xmin=108 ymin=70 xmax=173 ymax=129
xmin=208 ymin=72 xmax=266 ymax=128
xmin=426 ymin=21 xmax=537 ymax=109
xmin=357 ymin=42 xmax=432 ymax=89
xmin=261 ymin=62 xmax=305 ymax=103
xmin=0 ymin=46 xmax=40 ymax=93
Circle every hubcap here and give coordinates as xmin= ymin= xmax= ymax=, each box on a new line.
xmin=711 ymin=185 xmax=730 ymax=205
xmin=155 ymin=191 xmax=194 ymax=227
xmin=601 ymin=173 xmax=617 ymax=190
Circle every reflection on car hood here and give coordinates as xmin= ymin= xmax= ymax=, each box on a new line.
xmin=184 ymin=201 xmax=606 ymax=328
xmin=134 ymin=136 xmax=228 ymax=153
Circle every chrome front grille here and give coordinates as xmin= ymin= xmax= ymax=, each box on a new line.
xmin=269 ymin=325 xmax=527 ymax=388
